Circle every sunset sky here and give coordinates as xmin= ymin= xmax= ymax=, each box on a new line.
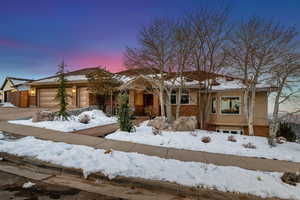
xmin=1 ymin=0 xmax=300 ymax=111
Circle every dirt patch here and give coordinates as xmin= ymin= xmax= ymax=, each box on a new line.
xmin=0 ymin=171 xmax=125 ymax=200
xmin=1 ymin=182 xmax=80 ymax=199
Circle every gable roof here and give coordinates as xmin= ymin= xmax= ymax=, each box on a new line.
xmin=0 ymin=77 xmax=33 ymax=90
xmin=30 ymin=67 xmax=101 ymax=85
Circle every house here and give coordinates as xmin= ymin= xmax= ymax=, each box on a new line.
xmin=28 ymin=68 xmax=100 ymax=108
xmin=8 ymin=67 xmax=273 ymax=137
xmin=117 ymin=69 xmax=274 ymax=137
xmin=0 ymin=77 xmax=33 ymax=107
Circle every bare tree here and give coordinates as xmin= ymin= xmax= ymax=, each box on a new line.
xmin=166 ymin=19 xmax=196 ymax=119
xmin=189 ymin=6 xmax=231 ymax=128
xmin=124 ymin=18 xmax=175 ymax=121
xmin=227 ymin=16 xmax=298 ymax=135
xmin=269 ymin=53 xmax=300 ymax=137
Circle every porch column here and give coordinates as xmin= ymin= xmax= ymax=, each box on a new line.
xmin=128 ymin=90 xmax=135 ymax=109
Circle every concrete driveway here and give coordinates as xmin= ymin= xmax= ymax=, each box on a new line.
xmin=0 ymin=107 xmax=55 ymax=121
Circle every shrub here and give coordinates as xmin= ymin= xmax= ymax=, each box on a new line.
xmin=276 ymin=122 xmax=296 ymax=142
xmin=201 ymin=136 xmax=211 ymax=143
xmin=242 ymin=142 xmax=256 ymax=149
xmin=227 ymin=135 xmax=237 ymax=142
xmin=117 ymin=93 xmax=135 ymax=132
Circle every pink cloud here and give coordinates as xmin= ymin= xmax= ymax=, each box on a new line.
xmin=0 ymin=38 xmax=25 ymax=48
xmin=66 ymin=52 xmax=126 ymax=72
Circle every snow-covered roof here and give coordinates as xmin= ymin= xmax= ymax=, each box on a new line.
xmin=211 ymin=78 xmax=273 ymax=91
xmin=10 ymin=79 xmax=29 ymax=86
xmin=33 ymin=75 xmax=88 ymax=84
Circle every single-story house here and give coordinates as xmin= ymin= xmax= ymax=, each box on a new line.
xmin=5 ymin=67 xmax=275 ymax=137
xmin=0 ymin=77 xmax=33 ymax=107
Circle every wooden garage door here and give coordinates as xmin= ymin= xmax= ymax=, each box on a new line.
xmin=79 ymin=87 xmax=89 ymax=108
xmin=39 ymin=88 xmax=72 ymax=108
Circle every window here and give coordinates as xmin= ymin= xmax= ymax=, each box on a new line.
xmin=171 ymin=89 xmax=190 ymax=105
xmin=211 ymin=97 xmax=217 ymax=113
xmin=171 ymin=90 xmax=177 ymax=104
xmin=221 ymin=96 xmax=240 ymax=114
xmin=216 ymin=129 xmax=243 ymax=135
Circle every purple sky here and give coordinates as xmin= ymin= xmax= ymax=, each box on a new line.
xmin=0 ymin=0 xmax=300 ymax=85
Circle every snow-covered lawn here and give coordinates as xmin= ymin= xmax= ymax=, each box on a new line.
xmin=0 ymin=102 xmax=16 ymax=108
xmin=9 ymin=110 xmax=117 ymax=132
xmin=0 ymin=133 xmax=299 ymax=200
xmin=106 ymin=122 xmax=300 ymax=163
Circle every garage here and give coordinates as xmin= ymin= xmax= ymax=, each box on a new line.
xmin=38 ymin=88 xmax=72 ymax=108
xmin=78 ymin=87 xmax=89 ymax=108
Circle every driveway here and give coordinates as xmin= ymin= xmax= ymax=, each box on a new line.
xmin=0 ymin=107 xmax=56 ymax=121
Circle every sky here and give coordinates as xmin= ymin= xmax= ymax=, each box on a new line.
xmin=0 ymin=0 xmax=300 ymax=111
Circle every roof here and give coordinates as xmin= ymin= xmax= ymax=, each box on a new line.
xmin=30 ymin=67 xmax=100 ymax=85
xmin=0 ymin=77 xmax=33 ymax=90
xmin=29 ymin=66 xmax=276 ymax=92
xmin=116 ymin=68 xmax=161 ymax=76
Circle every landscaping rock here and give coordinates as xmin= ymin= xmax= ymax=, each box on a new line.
xmin=201 ymin=136 xmax=211 ymax=143
xmin=242 ymin=142 xmax=256 ymax=149
xmin=78 ymin=114 xmax=91 ymax=124
xmin=32 ymin=111 xmax=54 ymax=122
xmin=276 ymin=136 xmax=287 ymax=144
xmin=172 ymin=116 xmax=197 ymax=131
xmin=228 ymin=135 xmax=237 ymax=142
xmin=281 ymin=172 xmax=300 ymax=186
xmin=148 ymin=117 xmax=169 ymax=130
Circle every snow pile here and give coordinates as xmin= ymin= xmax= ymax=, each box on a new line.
xmin=0 ymin=102 xmax=16 ymax=108
xmin=22 ymin=181 xmax=36 ymax=188
xmin=0 ymin=132 xmax=4 ymax=140
xmin=0 ymin=136 xmax=299 ymax=199
xmin=9 ymin=110 xmax=117 ymax=132
xmin=106 ymin=123 xmax=300 ymax=163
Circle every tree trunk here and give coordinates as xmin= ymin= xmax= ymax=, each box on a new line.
xmin=175 ymin=88 xmax=182 ymax=120
xmin=203 ymin=92 xmax=212 ymax=129
xmin=248 ymin=86 xmax=256 ymax=136
xmin=165 ymin=91 xmax=173 ymax=123
xmin=243 ymin=89 xmax=249 ymax=120
xmin=159 ymin=84 xmax=165 ymax=118
xmin=270 ymin=88 xmax=282 ymax=137
xmin=197 ymin=90 xmax=202 ymax=128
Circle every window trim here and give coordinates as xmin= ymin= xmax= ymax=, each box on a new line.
xmin=211 ymin=96 xmax=217 ymax=114
xmin=220 ymin=96 xmax=241 ymax=115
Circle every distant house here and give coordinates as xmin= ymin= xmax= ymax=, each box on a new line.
xmin=0 ymin=77 xmax=33 ymax=107
xmin=3 ymin=67 xmax=275 ymax=137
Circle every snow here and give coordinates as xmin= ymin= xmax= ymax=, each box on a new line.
xmin=22 ymin=181 xmax=36 ymax=188
xmin=0 ymin=136 xmax=299 ymax=199
xmin=211 ymin=78 xmax=272 ymax=91
xmin=0 ymin=132 xmax=4 ymax=140
xmin=9 ymin=110 xmax=117 ymax=132
xmin=10 ymin=79 xmax=29 ymax=86
xmin=0 ymin=102 xmax=16 ymax=107
xmin=106 ymin=123 xmax=300 ymax=163
xmin=35 ymin=75 xmax=87 ymax=83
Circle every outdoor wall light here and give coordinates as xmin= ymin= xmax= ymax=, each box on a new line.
xmin=72 ymin=87 xmax=76 ymax=93
xmin=30 ymin=88 xmax=36 ymax=96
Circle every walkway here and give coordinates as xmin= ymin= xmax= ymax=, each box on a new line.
xmin=72 ymin=123 xmax=119 ymax=137
xmin=0 ymin=121 xmax=299 ymax=173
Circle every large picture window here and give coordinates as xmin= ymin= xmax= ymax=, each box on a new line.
xmin=211 ymin=97 xmax=217 ymax=113
xmin=221 ymin=96 xmax=240 ymax=114
xmin=171 ymin=89 xmax=190 ymax=105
